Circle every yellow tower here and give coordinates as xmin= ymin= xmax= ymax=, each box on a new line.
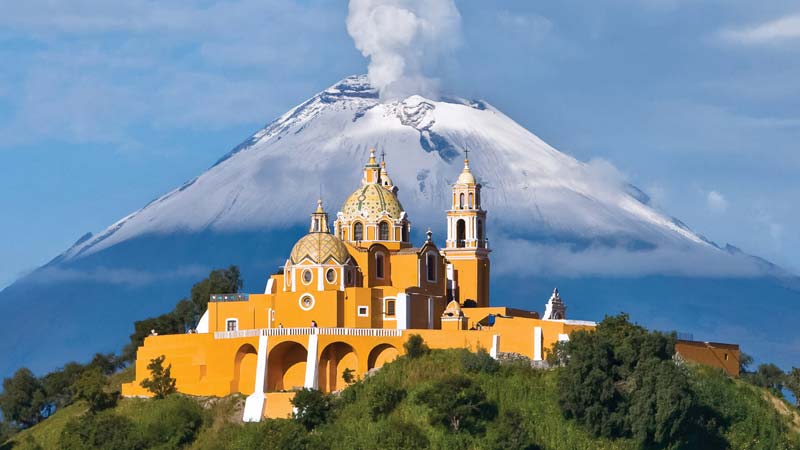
xmin=443 ymin=151 xmax=491 ymax=307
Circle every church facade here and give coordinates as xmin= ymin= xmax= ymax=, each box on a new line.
xmin=122 ymin=149 xmax=739 ymax=420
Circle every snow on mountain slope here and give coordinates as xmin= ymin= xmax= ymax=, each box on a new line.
xmin=62 ymin=75 xmax=755 ymax=276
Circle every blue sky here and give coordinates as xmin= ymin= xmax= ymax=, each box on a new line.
xmin=0 ymin=0 xmax=798 ymax=288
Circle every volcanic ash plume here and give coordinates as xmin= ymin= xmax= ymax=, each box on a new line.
xmin=346 ymin=0 xmax=461 ymax=99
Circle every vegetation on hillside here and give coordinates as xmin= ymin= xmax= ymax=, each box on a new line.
xmin=2 ymin=265 xmax=799 ymax=449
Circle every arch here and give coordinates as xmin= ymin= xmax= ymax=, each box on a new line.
xmin=456 ymin=219 xmax=466 ymax=248
xmin=426 ymin=251 xmax=437 ymax=282
xmin=378 ymin=221 xmax=390 ymax=241
xmin=232 ymin=344 xmax=258 ymax=394
xmin=477 ymin=219 xmax=484 ymax=242
xmin=459 ymin=193 xmax=465 ymax=209
xmin=368 ymin=344 xmax=399 ymax=370
xmin=401 ymin=223 xmax=409 ymax=242
xmin=353 ymin=222 xmax=363 ymax=241
xmin=469 ymin=192 xmax=474 ymax=209
xmin=267 ymin=341 xmax=308 ymax=392
xmin=318 ymin=342 xmax=358 ymax=393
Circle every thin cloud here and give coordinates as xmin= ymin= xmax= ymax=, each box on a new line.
xmin=719 ymin=13 xmax=800 ymax=45
xmin=707 ymin=190 xmax=728 ymax=213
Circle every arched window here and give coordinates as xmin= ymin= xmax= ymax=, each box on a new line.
xmin=401 ymin=223 xmax=409 ymax=242
xmin=468 ymin=193 xmax=474 ymax=209
xmin=353 ymin=222 xmax=363 ymax=241
xmin=376 ymin=253 xmax=385 ymax=279
xmin=459 ymin=193 xmax=465 ymax=209
xmin=456 ymin=219 xmax=466 ymax=248
xmin=426 ymin=252 xmax=436 ymax=282
xmin=477 ymin=219 xmax=484 ymax=242
xmin=379 ymin=222 xmax=390 ymax=240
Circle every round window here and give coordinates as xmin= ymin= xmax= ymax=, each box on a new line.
xmin=299 ymin=295 xmax=315 ymax=311
xmin=302 ymin=269 xmax=312 ymax=284
xmin=326 ymin=268 xmax=336 ymax=283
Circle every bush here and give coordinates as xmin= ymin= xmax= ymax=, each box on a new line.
xmin=140 ymin=355 xmax=177 ymax=399
xmin=291 ymin=389 xmax=332 ymax=430
xmin=403 ymin=334 xmax=429 ymax=359
xmin=60 ymin=412 xmax=143 ymax=450
xmin=556 ymin=313 xmax=695 ymax=446
xmin=461 ymin=348 xmax=499 ymax=374
xmin=74 ymin=367 xmax=116 ymax=412
xmin=484 ymin=409 xmax=539 ymax=450
xmin=786 ymin=367 xmax=800 ymax=407
xmin=229 ymin=419 xmax=310 ymax=450
xmin=744 ymin=363 xmax=786 ymax=397
xmin=416 ymin=375 xmax=496 ymax=434
xmin=365 ymin=380 xmax=405 ymax=419
xmin=373 ymin=419 xmax=428 ymax=449
xmin=138 ymin=395 xmax=204 ymax=449
xmin=0 ymin=368 xmax=47 ymax=427
xmin=341 ymin=368 xmax=355 ymax=385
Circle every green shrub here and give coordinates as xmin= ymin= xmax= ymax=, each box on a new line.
xmin=365 ymin=380 xmax=405 ymax=419
xmin=415 ymin=375 xmax=496 ymax=434
xmin=291 ymin=389 xmax=332 ymax=430
xmin=73 ymin=367 xmax=116 ymax=412
xmin=140 ymin=355 xmax=177 ymax=399
xmin=403 ymin=334 xmax=429 ymax=359
xmin=373 ymin=419 xmax=428 ymax=449
xmin=228 ymin=419 xmax=310 ymax=450
xmin=484 ymin=409 xmax=539 ymax=450
xmin=461 ymin=348 xmax=499 ymax=374
xmin=60 ymin=412 xmax=143 ymax=450
xmin=138 ymin=395 xmax=204 ymax=449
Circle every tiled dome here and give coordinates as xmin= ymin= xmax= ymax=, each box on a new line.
xmin=289 ymin=232 xmax=350 ymax=264
xmin=341 ymin=183 xmax=404 ymax=223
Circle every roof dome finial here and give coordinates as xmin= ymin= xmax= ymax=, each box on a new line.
xmin=457 ymin=148 xmax=476 ymax=185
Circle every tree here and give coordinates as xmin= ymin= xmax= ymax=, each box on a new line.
xmin=366 ymin=380 xmax=405 ymax=420
xmin=60 ymin=412 xmax=143 ymax=450
xmin=484 ymin=409 xmax=539 ymax=450
xmin=0 ymin=368 xmax=46 ymax=427
xmin=403 ymin=334 xmax=429 ymax=359
xmin=40 ymin=362 xmax=86 ymax=408
xmin=461 ymin=348 xmax=499 ymax=374
xmin=556 ymin=314 xmax=695 ymax=445
xmin=341 ymin=368 xmax=355 ymax=385
xmin=415 ymin=375 xmax=496 ymax=433
xmin=74 ymin=368 xmax=116 ymax=412
xmin=290 ymin=389 xmax=332 ymax=430
xmin=140 ymin=356 xmax=177 ymax=399
xmin=122 ymin=266 xmax=243 ymax=362
xmin=746 ymin=363 xmax=786 ymax=397
xmin=786 ymin=367 xmax=800 ymax=408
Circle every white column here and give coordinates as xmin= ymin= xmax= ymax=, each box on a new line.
xmin=317 ymin=266 xmax=324 ymax=291
xmin=534 ymin=326 xmax=543 ymax=361
xmin=490 ymin=334 xmax=500 ymax=360
xmin=304 ymin=332 xmax=319 ymax=389
xmin=396 ymin=293 xmax=410 ymax=330
xmin=243 ymin=334 xmax=269 ymax=422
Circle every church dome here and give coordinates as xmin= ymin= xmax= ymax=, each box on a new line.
xmin=289 ymin=232 xmax=350 ymax=265
xmin=456 ymin=158 xmax=476 ymax=185
xmin=341 ymin=183 xmax=404 ymax=223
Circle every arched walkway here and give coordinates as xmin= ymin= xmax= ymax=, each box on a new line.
xmin=267 ymin=341 xmax=308 ymax=392
xmin=318 ymin=342 xmax=358 ymax=393
xmin=368 ymin=343 xmax=399 ymax=370
xmin=232 ymin=344 xmax=257 ymax=394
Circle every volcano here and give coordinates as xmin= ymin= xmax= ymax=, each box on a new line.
xmin=1 ymin=75 xmax=796 ymax=378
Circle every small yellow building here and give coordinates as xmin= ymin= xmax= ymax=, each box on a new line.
xmin=122 ymin=149 xmax=737 ymax=420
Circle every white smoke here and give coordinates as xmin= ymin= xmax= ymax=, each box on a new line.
xmin=346 ymin=0 xmax=461 ymax=99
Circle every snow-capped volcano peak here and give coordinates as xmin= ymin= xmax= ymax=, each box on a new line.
xmin=62 ymin=75 xmax=757 ymax=276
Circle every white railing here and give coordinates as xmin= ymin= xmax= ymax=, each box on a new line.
xmin=214 ymin=327 xmax=403 ymax=340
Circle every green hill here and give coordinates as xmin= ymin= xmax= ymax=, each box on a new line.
xmin=3 ymin=348 xmax=799 ymax=450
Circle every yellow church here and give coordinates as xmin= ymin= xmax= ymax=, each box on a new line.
xmin=122 ymin=149 xmax=739 ymax=420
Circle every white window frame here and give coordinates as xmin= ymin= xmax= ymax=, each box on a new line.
xmin=325 ymin=267 xmax=337 ymax=284
xmin=299 ymin=293 xmax=316 ymax=311
xmin=357 ymin=306 xmax=369 ymax=317
xmin=301 ymin=268 xmax=313 ymax=285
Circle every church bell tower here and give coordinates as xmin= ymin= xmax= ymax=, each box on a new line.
xmin=443 ymin=151 xmax=491 ymax=307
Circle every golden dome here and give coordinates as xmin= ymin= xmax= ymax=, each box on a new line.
xmin=289 ymin=232 xmax=350 ymax=265
xmin=342 ymin=183 xmax=404 ymax=223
